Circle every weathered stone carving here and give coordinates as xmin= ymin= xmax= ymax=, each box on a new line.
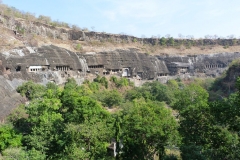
xmin=0 ymin=45 xmax=88 ymax=84
xmin=83 ymin=49 xmax=169 ymax=80
xmin=1 ymin=45 xmax=240 ymax=85
xmin=158 ymin=52 xmax=240 ymax=78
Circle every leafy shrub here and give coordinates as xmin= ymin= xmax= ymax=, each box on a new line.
xmin=125 ymin=88 xmax=142 ymax=101
xmin=99 ymin=76 xmax=108 ymax=88
xmin=94 ymin=76 xmax=108 ymax=88
xmin=103 ymin=90 xmax=123 ymax=108
xmin=89 ymin=82 xmax=99 ymax=92
xmin=116 ymin=78 xmax=129 ymax=87
xmin=64 ymin=78 xmax=78 ymax=90
xmin=110 ymin=76 xmax=118 ymax=83
xmin=16 ymin=81 xmax=45 ymax=100
xmin=75 ymin=44 xmax=82 ymax=51
xmin=0 ymin=125 xmax=22 ymax=151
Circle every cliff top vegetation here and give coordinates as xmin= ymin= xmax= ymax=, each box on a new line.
xmin=1 ymin=2 xmax=240 ymax=55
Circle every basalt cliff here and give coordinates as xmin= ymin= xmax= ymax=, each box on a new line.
xmin=1 ymin=44 xmax=240 ymax=121
xmin=1 ymin=45 xmax=239 ymax=85
xmin=1 ymin=12 xmax=240 ymax=120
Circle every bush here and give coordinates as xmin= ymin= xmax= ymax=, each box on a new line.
xmin=115 ymin=78 xmax=129 ymax=88
xmin=99 ymin=76 xmax=108 ymax=88
xmin=94 ymin=76 xmax=108 ymax=88
xmin=125 ymin=89 xmax=142 ymax=101
xmin=160 ymin=37 xmax=167 ymax=46
xmin=110 ymin=76 xmax=118 ymax=83
xmin=64 ymin=78 xmax=78 ymax=90
xmin=16 ymin=81 xmax=45 ymax=100
xmin=75 ymin=44 xmax=82 ymax=51
xmin=89 ymin=82 xmax=99 ymax=92
xmin=103 ymin=90 xmax=123 ymax=107
xmin=0 ymin=125 xmax=22 ymax=151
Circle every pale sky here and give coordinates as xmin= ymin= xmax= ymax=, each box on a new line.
xmin=2 ymin=0 xmax=240 ymax=38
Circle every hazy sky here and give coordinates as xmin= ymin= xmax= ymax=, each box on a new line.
xmin=2 ymin=0 xmax=240 ymax=38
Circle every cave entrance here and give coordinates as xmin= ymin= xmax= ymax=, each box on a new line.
xmin=56 ymin=66 xmax=69 ymax=71
xmin=122 ymin=68 xmax=129 ymax=77
xmin=16 ymin=66 xmax=21 ymax=72
xmin=5 ymin=67 xmax=11 ymax=74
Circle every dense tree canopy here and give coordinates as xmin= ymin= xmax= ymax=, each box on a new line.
xmin=119 ymin=99 xmax=179 ymax=159
xmin=1 ymin=76 xmax=240 ymax=159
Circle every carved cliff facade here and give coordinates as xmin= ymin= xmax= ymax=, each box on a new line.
xmin=1 ymin=45 xmax=240 ymax=85
xmin=1 ymin=45 xmax=240 ymax=120
xmin=2 ymin=14 xmax=240 ymax=121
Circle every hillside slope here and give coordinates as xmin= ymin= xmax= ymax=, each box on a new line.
xmin=1 ymin=3 xmax=240 ymax=55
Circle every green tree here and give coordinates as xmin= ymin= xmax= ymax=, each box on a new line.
xmin=179 ymin=104 xmax=213 ymax=159
xmin=179 ymin=103 xmax=240 ymax=159
xmin=0 ymin=125 xmax=22 ymax=152
xmin=168 ymin=37 xmax=175 ymax=46
xmin=119 ymin=99 xmax=179 ymax=159
xmin=88 ymin=82 xmax=100 ymax=92
xmin=24 ymin=91 xmax=64 ymax=157
xmin=178 ymin=78 xmax=240 ymax=159
xmin=100 ymin=76 xmax=109 ymax=88
xmin=125 ymin=88 xmax=142 ymax=101
xmin=16 ymin=81 xmax=46 ymax=100
xmin=64 ymin=78 xmax=78 ymax=90
xmin=103 ymin=90 xmax=123 ymax=108
xmin=46 ymin=82 xmax=61 ymax=98
xmin=166 ymin=79 xmax=178 ymax=89
xmin=116 ymin=77 xmax=129 ymax=88
xmin=209 ymin=77 xmax=240 ymax=133
xmin=61 ymin=94 xmax=109 ymax=123
xmin=60 ymin=83 xmax=114 ymax=159
xmin=7 ymin=105 xmax=29 ymax=134
xmin=173 ymin=83 xmax=209 ymax=111
xmin=1 ymin=148 xmax=46 ymax=160
xmin=142 ymin=81 xmax=175 ymax=104
xmin=160 ymin=37 xmax=167 ymax=46
xmin=63 ymin=116 xmax=113 ymax=159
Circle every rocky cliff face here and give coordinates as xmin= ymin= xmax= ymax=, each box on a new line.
xmin=2 ymin=14 xmax=240 ymax=120
xmin=213 ymin=62 xmax=240 ymax=94
xmin=160 ymin=52 xmax=240 ymax=76
xmin=1 ymin=45 xmax=240 ymax=84
xmin=84 ymin=48 xmax=169 ymax=80
xmin=1 ymin=44 xmax=240 ymax=120
xmin=0 ymin=45 xmax=240 ymax=87
xmin=0 ymin=45 xmax=87 ymax=85
xmin=1 ymin=14 xmax=240 ymax=47
xmin=0 ymin=45 xmax=170 ymax=84
xmin=0 ymin=76 xmax=24 ymax=122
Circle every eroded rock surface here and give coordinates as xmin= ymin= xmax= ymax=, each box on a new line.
xmin=1 ymin=45 xmax=240 ymax=120
xmin=1 ymin=45 xmax=240 ymax=84
xmin=0 ymin=45 xmax=87 ymax=85
xmin=0 ymin=76 xmax=24 ymax=121
xmin=1 ymin=15 xmax=240 ymax=48
xmin=0 ymin=45 xmax=171 ymax=84
xmin=84 ymin=48 xmax=169 ymax=80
